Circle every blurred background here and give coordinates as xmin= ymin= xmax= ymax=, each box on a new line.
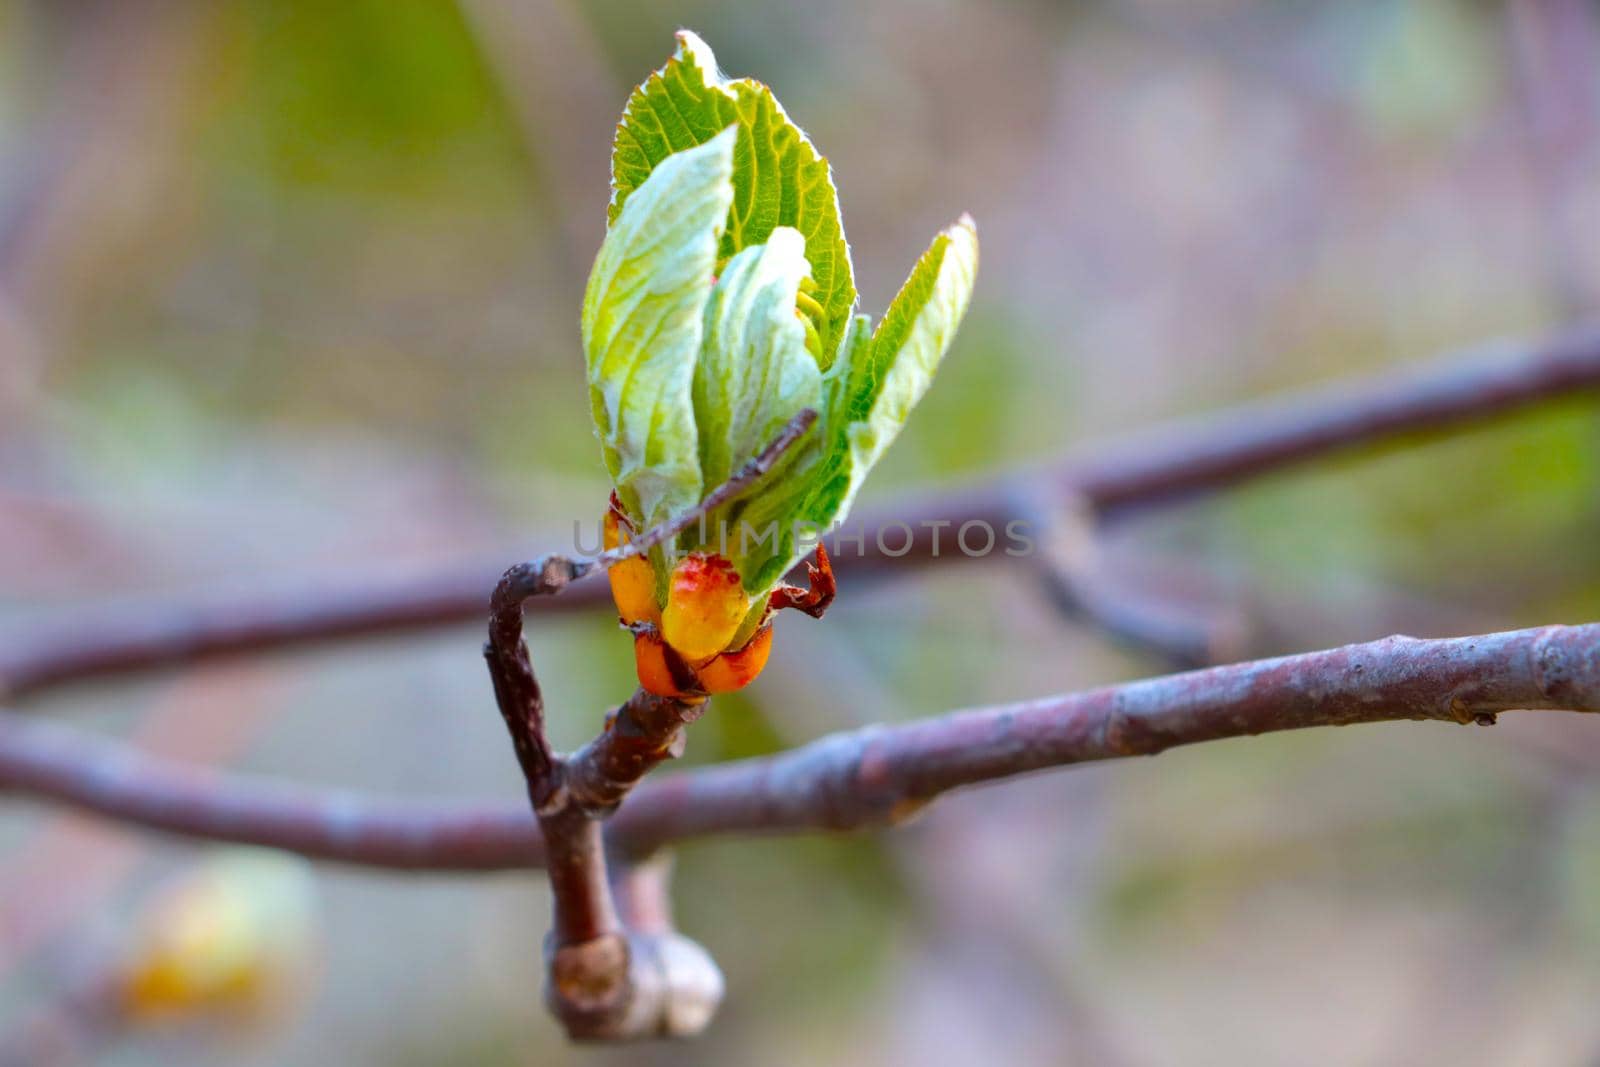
xmin=2 ymin=0 xmax=1599 ymax=1063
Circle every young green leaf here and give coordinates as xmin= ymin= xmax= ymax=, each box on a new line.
xmin=609 ymin=30 xmax=856 ymax=365
xmin=691 ymin=227 xmax=825 ymax=586
xmin=803 ymin=215 xmax=979 ymax=530
xmin=584 ymin=32 xmax=978 ymax=671
xmin=694 ymin=227 xmax=823 ymax=496
xmin=582 ymin=128 xmax=737 ymax=530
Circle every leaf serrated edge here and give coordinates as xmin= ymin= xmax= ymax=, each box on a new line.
xmin=606 ymin=31 xmax=857 ymax=359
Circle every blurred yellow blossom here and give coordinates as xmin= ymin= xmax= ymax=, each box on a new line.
xmin=116 ymin=850 xmax=317 ymax=1025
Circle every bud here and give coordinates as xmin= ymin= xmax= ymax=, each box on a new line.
xmin=633 ymin=630 xmax=696 ymax=700
xmin=604 ymin=504 xmax=661 ymax=627
xmin=585 ymin=32 xmax=976 ymax=704
xmin=697 ymin=625 xmax=773 ymax=693
xmin=661 ymin=553 xmax=748 ymax=662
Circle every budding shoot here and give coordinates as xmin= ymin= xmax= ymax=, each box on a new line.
xmin=662 ymin=552 xmax=749 ymax=661
xmin=604 ymin=497 xmax=660 ymax=626
xmin=697 ymin=625 xmax=774 ymax=693
xmin=632 ymin=629 xmax=710 ymax=700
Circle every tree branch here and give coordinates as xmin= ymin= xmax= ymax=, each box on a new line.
xmin=4 ymin=324 xmax=1598 ymax=699
xmin=1022 ymin=493 xmax=1246 ymax=668
xmin=606 ymin=855 xmax=724 ymax=1038
xmin=0 ymin=623 xmax=1592 ymax=870
xmin=480 ymin=411 xmax=815 ymax=1039
xmin=1052 ymin=324 xmax=1600 ymax=514
xmin=483 ymin=558 xmax=628 ymax=1036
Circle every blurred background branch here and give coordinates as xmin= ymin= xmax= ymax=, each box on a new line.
xmin=3 ymin=322 xmax=1597 ymax=700
xmin=0 ymin=623 xmax=1596 ymax=872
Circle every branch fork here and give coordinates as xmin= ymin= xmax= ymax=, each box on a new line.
xmin=486 ymin=573 xmax=719 ymax=1039
xmin=483 ymin=411 xmax=819 ymax=1039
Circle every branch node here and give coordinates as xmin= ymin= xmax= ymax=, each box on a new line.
xmin=533 ymin=779 xmax=571 ymax=819
xmin=546 ymin=931 xmax=632 ymax=1034
xmin=1532 ymin=626 xmax=1580 ymax=703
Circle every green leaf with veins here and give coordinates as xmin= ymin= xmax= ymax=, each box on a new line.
xmin=609 ymin=30 xmax=856 ymax=366
xmin=694 ymin=227 xmax=822 ymax=492
xmin=581 ymin=128 xmax=736 ymax=531
xmin=714 ymin=312 xmax=869 ymax=601
xmin=692 ymin=227 xmax=825 ymax=589
xmin=583 ymin=33 xmax=978 ymax=614
xmin=802 ymin=215 xmax=980 ymax=532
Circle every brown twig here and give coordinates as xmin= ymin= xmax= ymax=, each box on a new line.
xmin=607 ymin=855 xmax=724 ymax=1037
xmin=482 ymin=557 xmax=626 ymax=1036
xmin=0 ymin=624 xmax=1593 ymax=871
xmin=481 ymin=410 xmax=815 ymax=1039
xmin=1021 ymin=492 xmax=1244 ymax=668
xmin=3 ymin=323 xmax=1598 ymax=699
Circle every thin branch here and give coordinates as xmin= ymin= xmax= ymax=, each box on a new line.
xmin=482 ymin=558 xmax=626 ymax=1035
xmin=4 ymin=324 xmax=1598 ymax=698
xmin=615 ymin=623 xmax=1600 ymax=853
xmin=0 ymin=623 xmax=1593 ymax=870
xmin=606 ymin=855 xmax=725 ymax=1038
xmin=484 ymin=561 xmax=560 ymax=794
xmin=1048 ymin=325 xmax=1600 ymax=512
xmin=1022 ymin=493 xmax=1245 ymax=668
xmin=488 ymin=408 xmax=820 ymax=606
xmin=480 ymin=411 xmax=816 ymax=1039
xmin=1031 ymin=553 xmax=1242 ymax=669
xmin=560 ymin=691 xmax=709 ymax=816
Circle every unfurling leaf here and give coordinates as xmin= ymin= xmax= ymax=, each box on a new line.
xmin=584 ymin=33 xmax=977 ymax=681
xmin=694 ymin=227 xmax=823 ymax=493
xmin=582 ymin=128 xmax=736 ymax=531
xmin=803 ymin=215 xmax=980 ymax=533
xmin=611 ymin=30 xmax=856 ymax=365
